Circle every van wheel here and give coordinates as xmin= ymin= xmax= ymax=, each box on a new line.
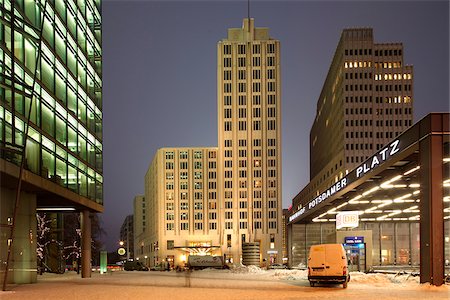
xmin=343 ymin=281 xmax=348 ymax=289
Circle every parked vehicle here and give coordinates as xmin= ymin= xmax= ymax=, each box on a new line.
xmin=150 ymin=263 xmax=164 ymax=271
xmin=308 ymin=244 xmax=350 ymax=288
xmin=123 ymin=261 xmax=149 ymax=271
xmin=187 ymin=255 xmax=227 ymax=270
xmin=150 ymin=261 xmax=171 ymax=271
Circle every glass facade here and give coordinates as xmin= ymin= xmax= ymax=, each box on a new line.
xmin=0 ymin=0 xmax=103 ymax=204
xmin=290 ymin=222 xmax=424 ymax=268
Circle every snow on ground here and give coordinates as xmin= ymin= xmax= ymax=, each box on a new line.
xmin=199 ymin=265 xmax=449 ymax=293
xmin=226 ymin=264 xmax=420 ymax=284
xmin=1 ymin=266 xmax=449 ymax=300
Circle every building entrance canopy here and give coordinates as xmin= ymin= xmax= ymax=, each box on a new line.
xmin=173 ymin=246 xmax=221 ymax=255
xmin=289 ymin=113 xmax=449 ymax=225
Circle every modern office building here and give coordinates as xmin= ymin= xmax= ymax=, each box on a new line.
xmin=1 ymin=0 xmax=103 ymax=284
xmin=120 ymin=215 xmax=134 ymax=260
xmin=286 ymin=28 xmax=448 ymax=286
xmin=134 ymin=19 xmax=283 ymax=268
xmin=217 ymin=18 xmax=283 ymax=264
xmin=309 ymin=28 xmax=413 ymax=198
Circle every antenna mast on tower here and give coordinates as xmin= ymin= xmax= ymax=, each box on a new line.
xmin=247 ymin=0 xmax=250 ymax=32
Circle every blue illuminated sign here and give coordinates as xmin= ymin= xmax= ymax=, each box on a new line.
xmin=345 ymin=236 xmax=364 ymax=244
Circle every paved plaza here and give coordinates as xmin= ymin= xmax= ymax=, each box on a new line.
xmin=1 ymin=269 xmax=449 ymax=300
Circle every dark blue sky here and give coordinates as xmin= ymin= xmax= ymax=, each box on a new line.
xmin=101 ymin=0 xmax=449 ymax=251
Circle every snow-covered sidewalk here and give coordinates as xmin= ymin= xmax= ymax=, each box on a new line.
xmin=1 ymin=266 xmax=449 ymax=300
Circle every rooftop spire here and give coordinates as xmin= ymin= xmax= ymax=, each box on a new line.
xmin=247 ymin=0 xmax=250 ymax=32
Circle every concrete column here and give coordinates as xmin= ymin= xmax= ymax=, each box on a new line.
xmin=287 ymin=223 xmax=292 ymax=267
xmin=0 ymin=188 xmax=37 ymax=285
xmin=81 ymin=210 xmax=91 ymax=278
xmin=419 ymin=133 xmax=444 ymax=286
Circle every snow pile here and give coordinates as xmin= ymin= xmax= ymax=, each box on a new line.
xmin=291 ymin=263 xmax=307 ymax=270
xmin=349 ymin=272 xmax=420 ymax=285
xmin=270 ymin=269 xmax=308 ymax=280
xmin=262 ymin=269 xmax=423 ymax=285
xmin=229 ymin=265 xmax=266 ymax=274
xmin=198 ymin=267 xmax=225 ymax=272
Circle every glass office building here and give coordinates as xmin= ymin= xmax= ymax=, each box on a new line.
xmin=0 ymin=0 xmax=103 ymax=284
xmin=1 ymin=0 xmax=102 ymax=203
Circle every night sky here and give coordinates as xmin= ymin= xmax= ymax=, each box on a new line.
xmin=101 ymin=0 xmax=449 ymax=251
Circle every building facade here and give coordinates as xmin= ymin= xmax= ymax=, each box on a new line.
xmin=133 ymin=195 xmax=145 ymax=250
xmin=134 ymin=19 xmax=283 ymax=268
xmin=289 ymin=28 xmax=415 ymax=268
xmin=287 ymin=28 xmax=449 ymax=286
xmin=138 ymin=148 xmax=219 ymax=268
xmin=307 ymin=28 xmax=413 ymax=202
xmin=217 ymin=18 xmax=283 ymax=264
xmin=1 ymin=0 xmax=103 ymax=284
xmin=120 ymin=215 xmax=134 ymax=260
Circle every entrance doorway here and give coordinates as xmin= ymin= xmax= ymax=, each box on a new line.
xmin=344 ymin=243 xmax=366 ymax=272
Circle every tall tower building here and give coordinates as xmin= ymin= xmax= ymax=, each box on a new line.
xmin=136 ymin=19 xmax=283 ymax=268
xmin=217 ymin=19 xmax=282 ymax=263
xmin=288 ymin=27 xmax=415 ymax=269
xmin=309 ymin=28 xmax=413 ymax=190
xmin=1 ymin=0 xmax=103 ymax=283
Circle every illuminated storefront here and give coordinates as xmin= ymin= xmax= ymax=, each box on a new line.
xmin=287 ymin=113 xmax=449 ymax=286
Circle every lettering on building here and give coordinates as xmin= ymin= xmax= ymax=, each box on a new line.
xmin=356 ymin=139 xmax=400 ymax=178
xmin=308 ymin=178 xmax=348 ymax=209
xmin=289 ymin=177 xmax=348 ymax=223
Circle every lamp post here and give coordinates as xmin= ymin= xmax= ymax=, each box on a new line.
xmin=119 ymin=232 xmax=130 ymax=262
xmin=118 ymin=240 xmax=125 ymax=264
xmin=126 ymin=230 xmax=130 ymax=261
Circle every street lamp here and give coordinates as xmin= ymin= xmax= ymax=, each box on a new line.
xmin=118 ymin=241 xmax=126 ymax=264
xmin=119 ymin=238 xmax=130 ymax=261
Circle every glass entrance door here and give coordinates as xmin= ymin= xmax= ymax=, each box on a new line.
xmin=344 ymin=243 xmax=366 ymax=272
